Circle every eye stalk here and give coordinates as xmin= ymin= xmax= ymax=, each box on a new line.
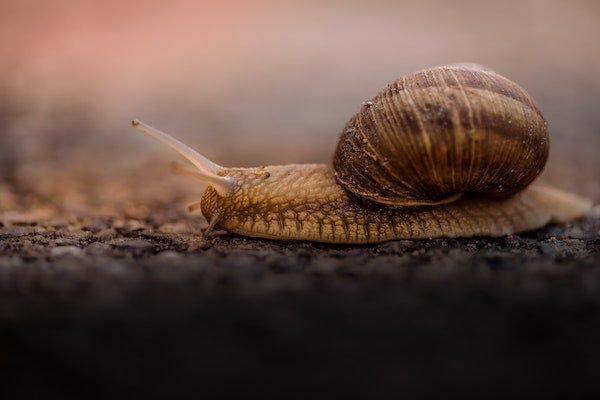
xmin=130 ymin=119 xmax=235 ymax=197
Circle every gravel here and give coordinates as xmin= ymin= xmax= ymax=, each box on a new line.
xmin=1 ymin=205 xmax=599 ymax=398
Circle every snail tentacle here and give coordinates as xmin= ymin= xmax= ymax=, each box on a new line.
xmin=131 ymin=119 xmax=236 ymax=197
xmin=204 ymin=211 xmax=223 ymax=238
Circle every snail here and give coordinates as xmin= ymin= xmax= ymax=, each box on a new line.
xmin=131 ymin=63 xmax=592 ymax=244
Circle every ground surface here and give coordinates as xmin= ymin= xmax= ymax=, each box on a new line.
xmin=1 ymin=202 xmax=599 ymax=398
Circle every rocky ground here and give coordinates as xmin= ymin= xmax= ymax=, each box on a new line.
xmin=1 ymin=194 xmax=599 ymax=398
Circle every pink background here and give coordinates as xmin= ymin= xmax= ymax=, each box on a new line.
xmin=1 ymin=0 xmax=598 ymax=212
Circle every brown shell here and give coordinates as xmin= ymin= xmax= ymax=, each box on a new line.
xmin=332 ymin=63 xmax=549 ymax=207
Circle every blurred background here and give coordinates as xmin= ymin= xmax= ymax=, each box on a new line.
xmin=1 ymin=0 xmax=599 ymax=218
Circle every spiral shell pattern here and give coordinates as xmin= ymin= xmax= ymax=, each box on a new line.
xmin=333 ymin=64 xmax=549 ymax=207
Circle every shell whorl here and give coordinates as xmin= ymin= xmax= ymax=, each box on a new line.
xmin=332 ymin=64 xmax=549 ymax=207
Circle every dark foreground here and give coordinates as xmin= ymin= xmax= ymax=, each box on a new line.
xmin=1 ymin=209 xmax=599 ymax=399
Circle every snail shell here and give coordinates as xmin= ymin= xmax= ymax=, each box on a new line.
xmin=333 ymin=63 xmax=549 ymax=206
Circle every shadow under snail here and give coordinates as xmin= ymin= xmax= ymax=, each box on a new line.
xmin=131 ymin=63 xmax=592 ymax=244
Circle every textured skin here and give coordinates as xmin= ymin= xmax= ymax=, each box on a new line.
xmin=333 ymin=64 xmax=549 ymax=206
xmin=200 ymin=164 xmax=592 ymax=244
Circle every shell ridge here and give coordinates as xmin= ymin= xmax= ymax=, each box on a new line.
xmin=401 ymin=75 xmax=441 ymax=193
xmin=375 ymin=84 xmax=425 ymax=196
xmin=447 ymin=68 xmax=476 ymax=190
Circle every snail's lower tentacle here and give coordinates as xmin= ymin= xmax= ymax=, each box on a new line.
xmin=203 ymin=212 xmax=222 ymax=238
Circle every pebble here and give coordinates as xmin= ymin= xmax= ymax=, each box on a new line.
xmin=70 ymin=231 xmax=93 ymax=241
xmin=50 ymin=246 xmax=84 ymax=257
xmin=84 ymin=217 xmax=111 ymax=233
xmin=503 ymin=235 xmax=522 ymax=248
xmin=33 ymin=226 xmax=47 ymax=234
xmin=96 ymin=228 xmax=118 ymax=241
xmin=54 ymin=238 xmax=78 ymax=246
xmin=538 ymin=242 xmax=555 ymax=255
xmin=30 ymin=235 xmax=50 ymax=244
xmin=411 ymin=249 xmax=426 ymax=256
xmin=108 ymin=238 xmax=154 ymax=249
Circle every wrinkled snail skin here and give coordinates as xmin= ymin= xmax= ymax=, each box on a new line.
xmin=131 ymin=63 xmax=593 ymax=244
xmin=200 ymin=164 xmax=592 ymax=244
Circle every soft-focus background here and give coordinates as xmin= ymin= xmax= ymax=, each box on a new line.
xmin=1 ymin=0 xmax=599 ymax=217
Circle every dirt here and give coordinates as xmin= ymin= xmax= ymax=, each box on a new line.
xmin=1 ymin=195 xmax=599 ymax=398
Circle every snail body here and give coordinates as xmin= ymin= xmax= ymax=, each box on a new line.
xmin=200 ymin=164 xmax=590 ymax=243
xmin=131 ymin=64 xmax=592 ymax=244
